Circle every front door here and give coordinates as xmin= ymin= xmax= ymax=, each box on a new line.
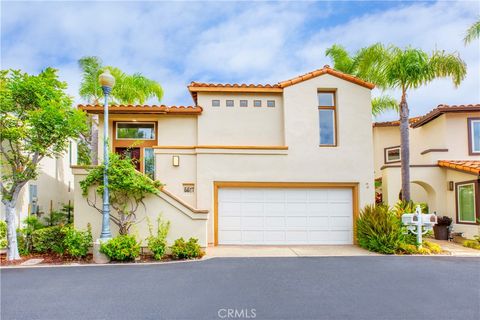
xmin=115 ymin=147 xmax=141 ymax=171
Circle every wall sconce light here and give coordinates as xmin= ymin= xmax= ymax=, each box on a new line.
xmin=448 ymin=181 xmax=454 ymax=191
xmin=172 ymin=155 xmax=180 ymax=167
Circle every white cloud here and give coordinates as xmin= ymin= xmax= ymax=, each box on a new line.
xmin=1 ymin=1 xmax=478 ymax=118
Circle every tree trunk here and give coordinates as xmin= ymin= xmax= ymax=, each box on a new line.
xmin=91 ymin=114 xmax=99 ymax=165
xmin=4 ymin=200 xmax=20 ymax=261
xmin=399 ymin=92 xmax=411 ymax=202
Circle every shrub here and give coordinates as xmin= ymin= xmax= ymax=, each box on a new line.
xmin=146 ymin=216 xmax=170 ymax=260
xmin=100 ymin=235 xmax=140 ymax=261
xmin=17 ymin=216 xmax=45 ymax=255
xmin=463 ymin=235 xmax=480 ymax=250
xmin=43 ymin=210 xmax=67 ymax=226
xmin=436 ymin=216 xmax=453 ymax=226
xmin=0 ymin=220 xmax=7 ymax=249
xmin=393 ymin=200 xmax=428 ymax=218
xmin=63 ymin=225 xmax=92 ymax=258
xmin=356 ymin=204 xmax=403 ymax=254
xmin=31 ymin=226 xmax=65 ymax=254
xmin=170 ymin=237 xmax=204 ymax=260
xmin=423 ymin=241 xmax=442 ymax=254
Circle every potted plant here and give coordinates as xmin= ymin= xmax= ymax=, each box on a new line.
xmin=433 ymin=216 xmax=452 ymax=240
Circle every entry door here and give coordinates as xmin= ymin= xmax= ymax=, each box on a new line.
xmin=218 ymin=187 xmax=353 ymax=245
xmin=115 ymin=147 xmax=141 ymax=171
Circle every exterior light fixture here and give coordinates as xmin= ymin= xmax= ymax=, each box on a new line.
xmin=172 ymin=155 xmax=180 ymax=167
xmin=448 ymin=181 xmax=454 ymax=191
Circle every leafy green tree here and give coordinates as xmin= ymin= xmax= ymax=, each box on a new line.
xmin=326 ymin=44 xmax=466 ymax=201
xmin=80 ymin=153 xmax=162 ymax=235
xmin=78 ymin=56 xmax=164 ymax=164
xmin=464 ymin=19 xmax=480 ymax=44
xmin=0 ymin=68 xmax=87 ymax=260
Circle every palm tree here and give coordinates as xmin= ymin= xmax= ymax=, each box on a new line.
xmin=464 ymin=19 xmax=480 ymax=44
xmin=78 ymin=56 xmax=164 ymax=164
xmin=326 ymin=44 xmax=466 ymax=201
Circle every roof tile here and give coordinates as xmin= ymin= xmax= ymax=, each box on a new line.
xmin=438 ymin=160 xmax=480 ymax=175
xmin=78 ymin=104 xmax=202 ymax=115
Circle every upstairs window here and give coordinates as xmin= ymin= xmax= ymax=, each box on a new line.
xmin=385 ymin=146 xmax=401 ymax=163
xmin=240 ymin=100 xmax=248 ymax=107
xmin=267 ymin=100 xmax=275 ymax=108
xmin=226 ymin=100 xmax=234 ymax=107
xmin=318 ymin=92 xmax=336 ymax=146
xmin=116 ymin=122 xmax=155 ymax=140
xmin=254 ymin=100 xmax=262 ymax=107
xmin=212 ymin=100 xmax=220 ymax=107
xmin=468 ymin=118 xmax=480 ymax=155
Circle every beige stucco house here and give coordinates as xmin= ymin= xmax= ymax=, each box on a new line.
xmin=73 ymin=66 xmax=376 ymax=247
xmin=373 ymin=104 xmax=480 ymax=238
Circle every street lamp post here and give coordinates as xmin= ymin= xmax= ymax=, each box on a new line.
xmin=98 ymin=70 xmax=115 ymax=241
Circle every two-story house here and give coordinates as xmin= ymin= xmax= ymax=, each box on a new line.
xmin=74 ymin=66 xmax=375 ymax=247
xmin=374 ymin=104 xmax=480 ymax=238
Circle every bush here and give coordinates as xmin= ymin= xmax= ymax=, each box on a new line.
xmin=170 ymin=237 xmax=204 ymax=260
xmin=17 ymin=216 xmax=45 ymax=255
xmin=463 ymin=235 xmax=480 ymax=250
xmin=423 ymin=241 xmax=442 ymax=254
xmin=393 ymin=200 xmax=428 ymax=217
xmin=146 ymin=216 xmax=170 ymax=260
xmin=31 ymin=226 xmax=65 ymax=254
xmin=436 ymin=216 xmax=453 ymax=226
xmin=63 ymin=225 xmax=92 ymax=258
xmin=0 ymin=220 xmax=7 ymax=249
xmin=356 ymin=204 xmax=404 ymax=254
xmin=100 ymin=235 xmax=140 ymax=261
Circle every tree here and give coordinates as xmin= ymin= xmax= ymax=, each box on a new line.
xmin=0 ymin=68 xmax=87 ymax=260
xmin=327 ymin=44 xmax=466 ymax=201
xmin=80 ymin=152 xmax=162 ymax=235
xmin=78 ymin=57 xmax=164 ymax=164
xmin=464 ymin=19 xmax=480 ymax=44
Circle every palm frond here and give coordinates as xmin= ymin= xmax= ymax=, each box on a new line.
xmin=428 ymin=50 xmax=467 ymax=88
xmin=325 ymin=44 xmax=355 ymax=73
xmin=354 ymin=43 xmax=390 ymax=89
xmin=464 ymin=19 xmax=480 ymax=44
xmin=78 ymin=56 xmax=103 ymax=103
xmin=372 ymin=95 xmax=399 ymax=116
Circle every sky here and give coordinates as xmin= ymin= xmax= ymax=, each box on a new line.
xmin=1 ymin=0 xmax=479 ymax=121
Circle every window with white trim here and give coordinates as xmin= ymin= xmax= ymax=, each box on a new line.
xmin=457 ymin=182 xmax=478 ymax=224
xmin=318 ymin=92 xmax=336 ymax=146
xmin=385 ymin=146 xmax=401 ymax=163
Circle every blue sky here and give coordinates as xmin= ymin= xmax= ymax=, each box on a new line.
xmin=1 ymin=0 xmax=479 ymax=121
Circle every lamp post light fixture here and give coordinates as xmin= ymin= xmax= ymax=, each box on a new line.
xmin=98 ymin=69 xmax=115 ymax=241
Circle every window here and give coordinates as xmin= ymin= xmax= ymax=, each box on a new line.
xmin=144 ymin=148 xmax=155 ymax=180
xmin=254 ymin=100 xmax=262 ymax=107
xmin=267 ymin=100 xmax=275 ymax=108
xmin=116 ymin=122 xmax=155 ymax=140
xmin=456 ymin=182 xmax=479 ymax=224
xmin=468 ymin=118 xmax=480 ymax=155
xmin=240 ymin=100 xmax=248 ymax=107
xmin=385 ymin=146 xmax=401 ymax=163
xmin=212 ymin=100 xmax=220 ymax=107
xmin=318 ymin=92 xmax=336 ymax=146
xmin=226 ymin=100 xmax=234 ymax=107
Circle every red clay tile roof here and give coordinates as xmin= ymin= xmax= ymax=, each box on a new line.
xmin=438 ymin=160 xmax=480 ymax=175
xmin=78 ymin=104 xmax=202 ymax=115
xmin=373 ymin=117 xmax=423 ymax=127
xmin=188 ymin=66 xmax=375 ymax=103
xmin=412 ymin=104 xmax=480 ymax=128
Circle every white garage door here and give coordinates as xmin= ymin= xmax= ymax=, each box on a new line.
xmin=218 ymin=187 xmax=353 ymax=245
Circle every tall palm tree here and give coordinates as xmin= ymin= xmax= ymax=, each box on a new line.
xmin=78 ymin=56 xmax=164 ymax=164
xmin=464 ymin=19 xmax=480 ymax=44
xmin=326 ymin=44 xmax=466 ymax=201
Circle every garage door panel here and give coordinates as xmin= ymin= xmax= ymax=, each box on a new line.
xmin=218 ymin=187 xmax=353 ymax=245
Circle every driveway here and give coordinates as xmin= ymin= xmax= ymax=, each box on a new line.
xmin=206 ymin=245 xmax=379 ymax=257
xmin=2 ymin=257 xmax=479 ymax=320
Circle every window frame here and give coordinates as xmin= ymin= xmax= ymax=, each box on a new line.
xmin=318 ymin=91 xmax=337 ymax=147
xmin=456 ymin=180 xmax=480 ymax=225
xmin=226 ymin=100 xmax=234 ymax=107
xmin=115 ymin=122 xmax=156 ymax=140
xmin=267 ymin=100 xmax=275 ymax=108
xmin=384 ymin=145 xmax=401 ymax=164
xmin=240 ymin=100 xmax=248 ymax=107
xmin=212 ymin=99 xmax=220 ymax=107
xmin=143 ymin=147 xmax=155 ymax=180
xmin=253 ymin=100 xmax=262 ymax=107
xmin=468 ymin=117 xmax=480 ymax=155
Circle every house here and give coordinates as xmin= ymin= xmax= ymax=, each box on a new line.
xmin=373 ymin=104 xmax=480 ymax=238
xmin=0 ymin=144 xmax=76 ymax=226
xmin=73 ymin=66 xmax=375 ymax=247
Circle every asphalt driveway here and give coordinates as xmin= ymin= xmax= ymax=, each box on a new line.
xmin=1 ymin=257 xmax=479 ymax=320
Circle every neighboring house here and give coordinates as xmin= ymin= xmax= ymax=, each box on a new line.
xmin=373 ymin=104 xmax=480 ymax=238
xmin=0 ymin=143 xmax=77 ymax=226
xmin=74 ymin=66 xmax=375 ymax=247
